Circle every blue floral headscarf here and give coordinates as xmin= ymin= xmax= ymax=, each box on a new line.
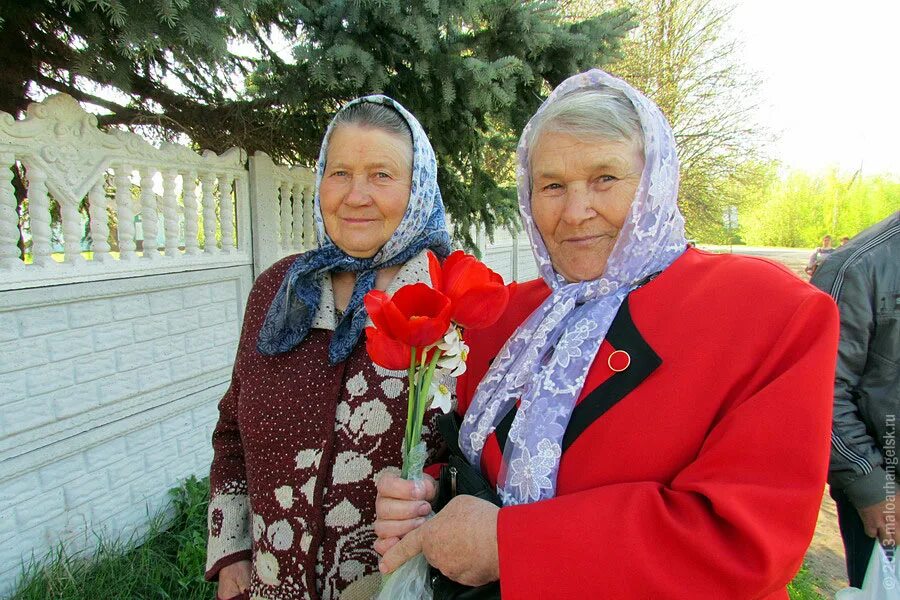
xmin=459 ymin=69 xmax=687 ymax=506
xmin=257 ymin=95 xmax=452 ymax=363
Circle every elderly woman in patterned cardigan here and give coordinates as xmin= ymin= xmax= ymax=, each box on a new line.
xmin=205 ymin=96 xmax=451 ymax=600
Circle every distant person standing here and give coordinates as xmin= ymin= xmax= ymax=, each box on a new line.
xmin=811 ymin=212 xmax=900 ymax=587
xmin=840 ymin=236 xmax=851 ymax=247
xmin=806 ymin=234 xmax=836 ymax=277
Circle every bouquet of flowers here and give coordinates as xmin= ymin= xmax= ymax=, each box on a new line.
xmin=364 ymin=250 xmax=510 ymax=599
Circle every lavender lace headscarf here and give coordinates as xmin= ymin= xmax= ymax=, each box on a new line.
xmin=459 ymin=69 xmax=687 ymax=506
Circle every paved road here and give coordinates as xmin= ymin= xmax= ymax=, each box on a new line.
xmin=701 ymin=245 xmax=812 ymax=279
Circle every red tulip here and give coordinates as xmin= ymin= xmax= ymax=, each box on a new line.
xmin=365 ymin=327 xmax=411 ymax=371
xmin=428 ymin=250 xmax=510 ymax=330
xmin=427 ymin=250 xmax=444 ymax=290
xmin=363 ymin=283 xmax=452 ymax=348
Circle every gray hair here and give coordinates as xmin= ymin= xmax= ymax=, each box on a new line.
xmin=526 ymin=88 xmax=644 ymax=157
xmin=330 ymin=102 xmax=413 ymax=148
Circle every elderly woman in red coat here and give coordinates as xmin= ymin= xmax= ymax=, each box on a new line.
xmin=373 ymin=69 xmax=840 ymax=599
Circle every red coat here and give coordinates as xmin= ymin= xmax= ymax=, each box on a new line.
xmin=455 ymin=248 xmax=839 ymax=599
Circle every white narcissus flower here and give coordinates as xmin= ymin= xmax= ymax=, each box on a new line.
xmin=429 ymin=379 xmax=453 ymax=414
xmin=437 ymin=327 xmax=469 ymax=378
xmin=439 ymin=353 xmax=467 ymax=378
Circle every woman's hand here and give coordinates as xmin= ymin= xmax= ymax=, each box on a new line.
xmin=217 ymin=560 xmax=251 ymax=600
xmin=379 ymin=494 xmax=500 ymax=587
xmin=373 ymin=472 xmax=436 ymax=556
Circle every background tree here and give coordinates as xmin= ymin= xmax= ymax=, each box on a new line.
xmin=1 ymin=0 xmax=635 ymax=250
xmin=561 ymin=0 xmax=768 ymax=242
xmin=740 ymin=168 xmax=899 ymax=247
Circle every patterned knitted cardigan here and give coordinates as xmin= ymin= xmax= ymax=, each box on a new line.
xmin=206 ymin=250 xmax=442 ymax=600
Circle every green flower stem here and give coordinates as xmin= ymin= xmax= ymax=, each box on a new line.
xmin=400 ymin=346 xmax=444 ymax=481
xmin=401 ymin=346 xmax=418 ymax=480
xmin=409 ymin=350 xmax=443 ymax=458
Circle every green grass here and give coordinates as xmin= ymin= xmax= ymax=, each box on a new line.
xmin=11 ymin=474 xmax=828 ymax=599
xmin=10 ymin=476 xmax=215 ymax=600
xmin=788 ymin=564 xmax=828 ymax=600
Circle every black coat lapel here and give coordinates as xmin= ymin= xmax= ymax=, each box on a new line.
xmin=495 ymin=296 xmax=662 ymax=454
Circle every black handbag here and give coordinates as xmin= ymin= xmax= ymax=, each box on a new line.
xmin=429 ymin=412 xmax=502 ymax=600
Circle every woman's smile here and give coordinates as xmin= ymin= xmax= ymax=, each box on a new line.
xmin=561 ymin=233 xmax=614 ymax=247
xmin=341 ymin=216 xmax=380 ymax=225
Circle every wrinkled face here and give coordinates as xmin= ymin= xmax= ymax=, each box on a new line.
xmin=530 ymin=131 xmax=644 ymax=282
xmin=320 ymin=124 xmax=413 ymax=258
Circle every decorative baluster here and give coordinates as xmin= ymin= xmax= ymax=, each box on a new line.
xmin=26 ymin=165 xmax=52 ymax=267
xmin=291 ymin=180 xmax=304 ymax=251
xmin=0 ymin=154 xmax=22 ymax=269
xmin=60 ymin=189 xmax=85 ymax=265
xmin=200 ymin=171 xmax=218 ymax=254
xmin=302 ymin=184 xmax=315 ymax=250
xmin=181 ymin=169 xmax=200 ymax=255
xmin=279 ymin=179 xmax=292 ymax=251
xmin=115 ymin=164 xmax=136 ymax=260
xmin=138 ymin=166 xmax=159 ymax=259
xmin=162 ymin=169 xmax=180 ymax=257
xmin=218 ymin=172 xmax=235 ymax=253
xmin=88 ymin=178 xmax=111 ymax=262
xmin=235 ymin=174 xmax=249 ymax=252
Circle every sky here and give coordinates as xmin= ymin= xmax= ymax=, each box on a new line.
xmin=729 ymin=0 xmax=900 ymax=176
xmin=46 ymin=1 xmax=899 ymax=180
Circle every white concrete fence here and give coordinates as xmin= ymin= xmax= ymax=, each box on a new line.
xmin=0 ymin=93 xmax=534 ymax=595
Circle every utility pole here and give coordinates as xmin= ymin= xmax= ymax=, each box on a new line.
xmin=833 ymin=163 xmax=862 ymax=234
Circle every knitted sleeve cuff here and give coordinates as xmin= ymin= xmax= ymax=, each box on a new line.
xmin=205 ymin=549 xmax=253 ymax=582
xmin=206 ymin=487 xmax=252 ymax=577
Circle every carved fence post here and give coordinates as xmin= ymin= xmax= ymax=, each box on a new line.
xmin=200 ymin=171 xmax=218 ymax=254
xmin=219 ymin=172 xmax=235 ymax=253
xmin=0 ymin=153 xmax=22 ymax=269
xmin=235 ymin=172 xmax=251 ymax=254
xmin=115 ymin=164 xmax=136 ymax=260
xmin=26 ymin=165 xmax=52 ymax=267
xmin=303 ymin=184 xmax=315 ymax=251
xmin=138 ymin=166 xmax=159 ymax=259
xmin=279 ymin=179 xmax=292 ymax=252
xmin=161 ymin=169 xmax=180 ymax=257
xmin=182 ymin=169 xmax=200 ymax=255
xmin=59 ymin=190 xmax=84 ymax=265
xmin=291 ymin=180 xmax=304 ymax=252
xmin=88 ymin=178 xmax=111 ymax=262
xmin=247 ymin=152 xmax=280 ymax=278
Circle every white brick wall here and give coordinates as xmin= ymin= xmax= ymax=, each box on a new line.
xmin=0 ymin=412 xmax=218 ymax=592
xmin=0 ymin=265 xmax=251 ymax=595
xmin=0 ymin=234 xmax=534 ymax=595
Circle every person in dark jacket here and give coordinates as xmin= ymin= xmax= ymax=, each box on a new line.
xmin=811 ymin=211 xmax=900 ymax=587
